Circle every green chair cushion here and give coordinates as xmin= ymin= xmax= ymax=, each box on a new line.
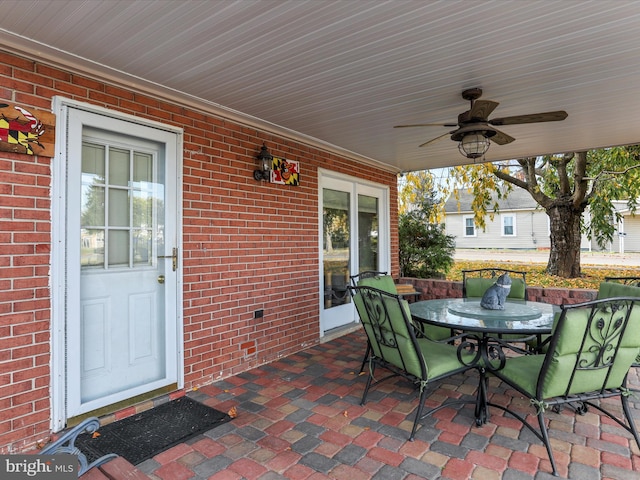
xmin=417 ymin=337 xmax=477 ymax=378
xmin=415 ymin=323 xmax=455 ymax=342
xmin=465 ymin=277 xmax=526 ymax=299
xmin=597 ymin=281 xmax=640 ymax=299
xmin=499 ymin=301 xmax=640 ymax=398
xmin=355 ymin=289 xmax=471 ymax=381
xmin=357 ymin=275 xmax=398 ymax=294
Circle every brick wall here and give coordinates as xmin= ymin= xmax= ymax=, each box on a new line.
xmin=401 ymin=278 xmax=598 ymax=304
xmin=0 ymin=149 xmax=52 ymax=452
xmin=0 ymin=51 xmax=399 ymax=452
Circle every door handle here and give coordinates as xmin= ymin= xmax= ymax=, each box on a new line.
xmin=158 ymin=247 xmax=178 ymax=271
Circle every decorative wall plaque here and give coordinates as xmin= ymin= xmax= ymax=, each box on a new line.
xmin=0 ymin=103 xmax=56 ymax=157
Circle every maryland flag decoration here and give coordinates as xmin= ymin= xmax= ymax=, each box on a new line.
xmin=271 ymin=156 xmax=300 ymax=186
xmin=0 ymin=103 xmax=56 ymax=157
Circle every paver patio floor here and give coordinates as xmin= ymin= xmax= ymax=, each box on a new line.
xmin=136 ymin=330 xmax=640 ymax=480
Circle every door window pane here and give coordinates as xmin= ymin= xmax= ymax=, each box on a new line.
xmin=81 ymin=185 xmax=105 ymax=226
xmin=358 ymin=194 xmax=378 ymax=273
xmin=133 ymin=152 xmax=153 ymax=183
xmin=82 ymin=143 xmax=105 ymax=183
xmin=108 ymin=188 xmax=130 ymax=227
xmin=108 ymin=230 xmax=129 ymax=266
xmin=81 ymin=140 xmax=158 ymax=270
xmin=81 ymin=229 xmax=104 ymax=267
xmin=323 ymin=189 xmax=351 ymax=309
xmin=109 ymin=147 xmax=130 ymax=186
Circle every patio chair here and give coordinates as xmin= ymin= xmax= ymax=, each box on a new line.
xmin=462 ymin=268 xmax=527 ymax=300
xmin=462 ymin=268 xmax=536 ymax=348
xmin=41 ymin=417 xmax=117 ymax=476
xmin=601 ymin=277 xmax=640 ymax=369
xmin=350 ymin=271 xmax=391 ymax=289
xmin=348 ymin=285 xmax=478 ymax=440
xmin=486 ymin=297 xmax=640 ymax=476
xmin=350 ymin=271 xmax=393 ymax=372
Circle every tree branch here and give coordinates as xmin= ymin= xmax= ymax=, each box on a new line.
xmin=583 ymin=162 xmax=640 ymax=182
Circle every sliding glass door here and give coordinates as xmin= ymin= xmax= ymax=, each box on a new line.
xmin=319 ymin=172 xmax=389 ymax=334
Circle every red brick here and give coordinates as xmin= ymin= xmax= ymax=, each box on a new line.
xmin=153 ymin=461 xmax=194 ymax=480
xmin=508 ymin=450 xmax=540 ymax=475
xmin=466 ymin=449 xmax=509 ymax=471
xmin=600 ymin=451 xmax=633 ymax=470
xmin=442 ymin=458 xmax=475 ymax=480
xmin=366 ymin=446 xmax=404 ymax=467
xmin=228 ymin=458 xmax=267 ymax=480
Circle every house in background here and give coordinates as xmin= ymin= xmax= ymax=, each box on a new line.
xmin=583 ymin=201 xmax=640 ymax=253
xmin=444 ymin=189 xmax=550 ymax=250
xmin=444 ymin=190 xmax=640 ymax=252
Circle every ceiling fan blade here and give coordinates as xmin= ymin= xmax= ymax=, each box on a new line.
xmin=419 ymin=132 xmax=451 ymax=147
xmin=468 ymin=100 xmax=499 ymax=120
xmin=394 ymin=123 xmax=457 ymax=128
xmin=490 ymin=129 xmax=516 ymax=145
xmin=490 ymin=110 xmax=568 ymax=126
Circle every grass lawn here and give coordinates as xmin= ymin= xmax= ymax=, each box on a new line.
xmin=448 ymin=260 xmax=640 ymax=290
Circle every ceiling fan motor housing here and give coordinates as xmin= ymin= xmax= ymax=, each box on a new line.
xmin=450 ymin=123 xmax=497 ymax=142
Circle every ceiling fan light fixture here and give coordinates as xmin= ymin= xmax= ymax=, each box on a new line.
xmin=458 ymin=132 xmax=491 ymax=159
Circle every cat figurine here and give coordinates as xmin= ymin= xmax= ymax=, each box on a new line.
xmin=480 ymin=273 xmax=512 ymax=310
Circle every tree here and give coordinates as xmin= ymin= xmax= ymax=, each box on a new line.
xmin=398 ymin=171 xmax=455 ymax=278
xmin=442 ymin=146 xmax=640 ymax=278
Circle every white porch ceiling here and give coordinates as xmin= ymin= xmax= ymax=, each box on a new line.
xmin=1 ymin=0 xmax=640 ymax=173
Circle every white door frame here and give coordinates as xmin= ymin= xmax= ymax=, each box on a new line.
xmin=50 ymin=97 xmax=184 ymax=431
xmin=318 ymin=169 xmax=390 ymax=335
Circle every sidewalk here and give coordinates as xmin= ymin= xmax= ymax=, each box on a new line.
xmin=454 ymin=249 xmax=640 ymax=267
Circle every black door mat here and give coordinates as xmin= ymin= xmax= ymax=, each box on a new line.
xmin=75 ymin=396 xmax=232 ymax=465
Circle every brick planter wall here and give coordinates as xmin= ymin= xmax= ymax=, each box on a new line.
xmin=400 ymin=278 xmax=598 ymax=305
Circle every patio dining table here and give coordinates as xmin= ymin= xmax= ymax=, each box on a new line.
xmin=409 ymin=298 xmax=559 ymax=424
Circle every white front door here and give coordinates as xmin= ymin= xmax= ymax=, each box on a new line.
xmin=59 ymin=105 xmax=182 ymax=419
xmin=319 ymin=172 xmax=389 ymax=334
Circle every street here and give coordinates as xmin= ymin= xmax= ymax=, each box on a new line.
xmin=453 ymin=249 xmax=640 ymax=267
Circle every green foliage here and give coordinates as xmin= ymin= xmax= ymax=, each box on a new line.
xmin=398 ymin=170 xmax=443 ymax=221
xmin=399 ymin=212 xmax=455 ymax=278
xmin=583 ymin=146 xmax=640 ymax=248
xmin=398 ymin=180 xmax=455 ymax=277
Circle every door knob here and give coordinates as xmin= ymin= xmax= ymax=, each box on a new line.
xmin=158 ymin=275 xmax=165 ymax=284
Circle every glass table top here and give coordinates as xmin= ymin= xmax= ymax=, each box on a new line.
xmin=409 ymin=298 xmax=558 ymax=334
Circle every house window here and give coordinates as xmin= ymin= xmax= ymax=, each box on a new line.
xmin=464 ymin=216 xmax=476 ymax=237
xmin=502 ymin=214 xmax=516 ymax=236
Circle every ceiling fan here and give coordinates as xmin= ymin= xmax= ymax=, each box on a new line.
xmin=394 ymin=88 xmax=568 ymax=159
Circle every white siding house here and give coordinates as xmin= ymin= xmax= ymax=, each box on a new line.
xmin=445 ymin=190 xmax=640 ymax=252
xmin=583 ymin=201 xmax=640 ymax=253
xmin=444 ymin=189 xmax=550 ymax=250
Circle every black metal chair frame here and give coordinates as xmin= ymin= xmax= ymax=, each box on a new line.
xmin=485 ymin=297 xmax=640 ymax=476
xmin=349 ymin=285 xmax=478 ymax=440
xmin=604 ymin=276 xmax=640 ymax=287
xmin=350 ymin=271 xmax=389 ymax=373
xmin=41 ymin=417 xmax=117 ymax=477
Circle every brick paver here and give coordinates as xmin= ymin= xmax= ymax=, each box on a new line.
xmin=134 ymin=331 xmax=640 ymax=479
